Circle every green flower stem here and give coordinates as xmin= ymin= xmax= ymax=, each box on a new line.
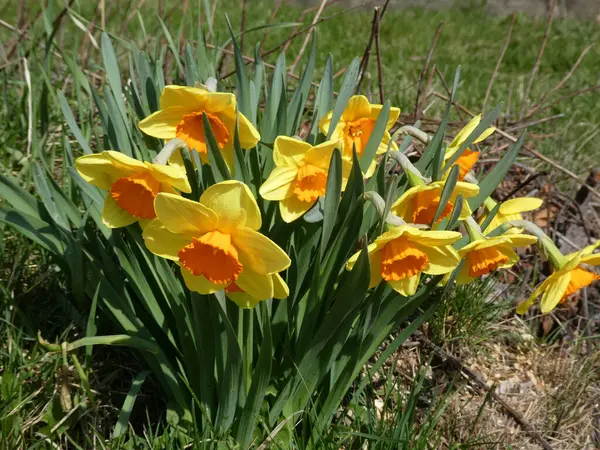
xmin=501 ymin=219 xmax=568 ymax=269
xmin=389 ymin=151 xmax=430 ymax=186
xmin=391 ymin=125 xmax=430 ymax=144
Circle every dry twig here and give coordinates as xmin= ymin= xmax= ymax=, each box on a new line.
xmin=414 ymin=21 xmax=443 ymax=119
xmin=482 ymin=14 xmax=515 ymax=114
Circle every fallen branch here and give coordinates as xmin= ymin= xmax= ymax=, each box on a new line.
xmin=415 ymin=331 xmax=554 ymax=450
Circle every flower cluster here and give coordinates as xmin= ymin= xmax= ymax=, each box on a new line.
xmin=76 ymin=86 xmax=599 ymax=312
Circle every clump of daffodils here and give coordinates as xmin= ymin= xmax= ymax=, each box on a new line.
xmin=74 ymin=84 xmax=599 ymax=314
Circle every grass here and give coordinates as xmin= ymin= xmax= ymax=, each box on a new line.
xmin=1 ymin=1 xmax=599 ymax=448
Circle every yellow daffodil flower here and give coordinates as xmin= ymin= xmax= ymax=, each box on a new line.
xmin=75 ymin=150 xmax=191 ymax=228
xmin=346 ymin=225 xmax=462 ymax=296
xmin=225 ymin=273 xmax=289 ymax=309
xmin=319 ymin=95 xmax=400 ymax=177
xmin=389 ymin=181 xmax=479 ymax=226
xmin=444 ymin=114 xmax=495 ymax=180
xmin=259 ymin=136 xmax=350 ymax=223
xmin=517 ymin=241 xmax=600 ymax=314
xmin=455 ymin=234 xmax=537 ymax=285
xmin=138 ymin=86 xmax=260 ymax=170
xmin=142 ymin=180 xmax=291 ymax=305
xmin=480 ymin=197 xmax=543 ymax=234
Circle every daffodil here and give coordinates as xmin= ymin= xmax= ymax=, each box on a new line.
xmin=142 ymin=180 xmax=291 ymax=305
xmin=444 ymin=114 xmax=495 ymax=180
xmin=455 ymin=219 xmax=537 ymax=285
xmin=259 ymin=136 xmax=350 ymax=223
xmin=225 ymin=273 xmax=289 ymax=309
xmin=346 ymin=225 xmax=462 ymax=296
xmin=75 ymin=150 xmax=191 ymax=228
xmin=138 ymin=86 xmax=260 ymax=170
xmin=480 ymin=197 xmax=543 ymax=234
xmin=517 ymin=241 xmax=600 ymax=314
xmin=389 ymin=181 xmax=479 ymax=226
xmin=319 ymin=95 xmax=400 ymax=177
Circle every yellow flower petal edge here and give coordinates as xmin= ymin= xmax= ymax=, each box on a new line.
xmin=259 ymin=137 xmax=347 ymax=223
xmin=143 ymin=180 xmax=291 ymax=304
xmin=138 ymin=86 xmax=260 ymax=171
xmin=346 ymin=225 xmax=462 ymax=296
xmin=75 ymin=151 xmax=190 ymax=229
xmin=517 ymin=240 xmax=600 ymax=314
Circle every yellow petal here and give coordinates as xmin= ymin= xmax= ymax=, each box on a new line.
xmin=388 ymin=274 xmax=420 ymax=297
xmin=159 ymin=85 xmax=212 ymax=110
xmin=233 ymin=227 xmax=291 ymax=274
xmin=273 ymin=136 xmax=311 ymax=168
xmin=473 ymin=125 xmax=496 ymax=144
xmin=369 ymin=104 xmax=401 ymax=129
xmin=341 ymin=95 xmax=372 ymax=121
xmin=181 ymin=267 xmax=223 ymax=294
xmin=147 ymin=162 xmax=192 ymax=193
xmin=272 ymin=273 xmax=289 ymax=299
xmin=416 ymin=244 xmax=460 ymax=275
xmin=236 ymin=269 xmax=274 ymax=300
xmin=503 ymin=234 xmax=538 ymax=247
xmin=75 ymin=153 xmax=124 ymax=190
xmin=516 ymin=279 xmax=549 ymax=314
xmin=259 ymin=166 xmax=298 ymax=201
xmin=452 ymin=181 xmax=480 ymax=200
xmin=540 ymin=273 xmax=571 ymax=313
xmin=346 ymin=243 xmax=379 ymax=270
xmin=237 ymin=112 xmax=261 ymax=149
xmin=581 ymin=254 xmax=600 ymax=266
xmin=368 ymin=250 xmax=383 ymax=289
xmin=102 ymin=195 xmax=137 ymax=228
xmin=227 ymin=292 xmax=259 ymax=309
xmin=138 ymin=107 xmax=188 ymax=139
xmin=455 ymin=265 xmax=475 ymax=285
xmin=142 ymin=219 xmax=194 ymax=261
xmin=154 ymin=192 xmax=218 ymax=235
xmin=305 ymin=139 xmax=341 ymax=169
xmin=279 ymin=195 xmax=314 ymax=223
xmin=499 ymin=197 xmax=543 ymax=215
xmin=403 ymin=228 xmax=463 ymax=246
xmin=449 ymin=114 xmax=482 ymax=149
xmin=199 ymin=180 xmax=261 ymax=231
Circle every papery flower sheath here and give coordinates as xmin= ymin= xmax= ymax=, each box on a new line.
xmin=259 ymin=136 xmax=350 ymax=223
xmin=517 ymin=241 xmax=600 ymax=314
xmin=75 ymin=150 xmax=191 ymax=228
xmin=319 ymin=95 xmax=400 ymax=177
xmin=346 ymin=225 xmax=462 ymax=296
xmin=389 ymin=180 xmax=479 ymax=226
xmin=143 ymin=180 xmax=291 ymax=306
xmin=138 ymin=86 xmax=260 ymax=170
xmin=444 ymin=114 xmax=495 ymax=180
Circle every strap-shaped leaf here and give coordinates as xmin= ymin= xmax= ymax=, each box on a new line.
xmin=468 ymin=131 xmax=526 ymax=211
xmin=417 ymin=66 xmax=461 ymax=171
xmin=480 ymin=201 xmax=501 ymax=233
xmin=204 ymin=112 xmax=232 ymax=182
xmin=320 ymin=149 xmax=343 ymax=259
xmin=59 ymin=91 xmax=92 ymax=154
xmin=432 ymin=164 xmax=459 ymax=225
xmin=111 ymin=371 xmax=151 ymax=438
xmin=226 ymin=15 xmax=251 ymax=119
xmin=236 ymin=305 xmax=272 ymax=448
xmin=287 ymin=34 xmax=316 ymax=135
xmin=446 ymin=194 xmax=464 ymax=230
xmin=359 ymin=100 xmax=390 ymax=174
xmin=184 ymin=42 xmax=200 ymax=86
xmin=326 ymin=57 xmax=360 ymax=139
xmin=158 ymin=17 xmax=184 ymax=78
xmin=443 ymin=103 xmax=503 ymax=171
